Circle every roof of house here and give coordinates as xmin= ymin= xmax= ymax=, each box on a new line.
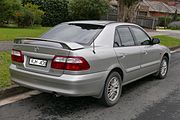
xmin=140 ymin=0 xmax=180 ymax=14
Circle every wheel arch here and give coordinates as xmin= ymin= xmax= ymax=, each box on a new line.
xmin=94 ymin=67 xmax=124 ymax=99
xmin=108 ymin=67 xmax=124 ymax=81
xmin=163 ymin=53 xmax=169 ymax=62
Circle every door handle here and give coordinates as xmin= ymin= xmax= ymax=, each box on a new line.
xmin=143 ymin=51 xmax=148 ymax=55
xmin=118 ymin=54 xmax=126 ymax=59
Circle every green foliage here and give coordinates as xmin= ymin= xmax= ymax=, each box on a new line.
xmin=41 ymin=0 xmax=69 ymax=26
xmin=24 ymin=3 xmax=44 ymax=25
xmin=22 ymin=0 xmax=44 ymax=6
xmin=0 ymin=0 xmax=21 ymax=25
xmin=172 ymin=9 xmax=178 ymax=22
xmin=22 ymin=0 xmax=69 ymax=26
xmin=0 ymin=52 xmax=11 ymax=88
xmin=123 ymin=0 xmax=139 ymax=8
xmin=158 ymin=16 xmax=172 ymax=27
xmin=69 ymin=0 xmax=109 ymax=20
xmin=14 ymin=7 xmax=34 ymax=27
xmin=14 ymin=3 xmax=44 ymax=27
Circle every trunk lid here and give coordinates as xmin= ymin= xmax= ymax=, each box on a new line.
xmin=12 ymin=38 xmax=84 ymax=76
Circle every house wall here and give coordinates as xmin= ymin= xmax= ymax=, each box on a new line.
xmin=150 ymin=12 xmax=170 ymax=17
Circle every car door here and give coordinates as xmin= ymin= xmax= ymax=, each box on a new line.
xmin=113 ymin=26 xmax=142 ymax=82
xmin=130 ymin=26 xmax=161 ymax=75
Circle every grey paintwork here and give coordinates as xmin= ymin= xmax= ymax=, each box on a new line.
xmin=10 ymin=21 xmax=171 ymax=98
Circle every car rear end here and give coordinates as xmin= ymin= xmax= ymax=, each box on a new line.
xmin=10 ymin=22 xmax=108 ymax=97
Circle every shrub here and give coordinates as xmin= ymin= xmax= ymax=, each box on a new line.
xmin=41 ymin=0 xmax=69 ymax=26
xmin=158 ymin=16 xmax=172 ymax=27
xmin=22 ymin=0 xmax=69 ymax=26
xmin=0 ymin=0 xmax=21 ymax=25
xmin=68 ymin=0 xmax=109 ymax=20
xmin=14 ymin=8 xmax=34 ymax=27
xmin=24 ymin=3 xmax=44 ymax=25
xmin=14 ymin=3 xmax=44 ymax=27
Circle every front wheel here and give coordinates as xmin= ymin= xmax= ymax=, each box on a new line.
xmin=100 ymin=72 xmax=122 ymax=107
xmin=156 ymin=56 xmax=169 ymax=79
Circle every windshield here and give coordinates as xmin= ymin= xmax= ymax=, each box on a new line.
xmin=41 ymin=23 xmax=104 ymax=45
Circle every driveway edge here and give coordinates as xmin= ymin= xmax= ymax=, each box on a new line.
xmin=0 ymin=85 xmax=31 ymax=100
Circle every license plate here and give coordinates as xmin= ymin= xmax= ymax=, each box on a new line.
xmin=29 ymin=58 xmax=47 ymax=67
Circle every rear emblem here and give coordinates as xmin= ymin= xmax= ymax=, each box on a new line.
xmin=34 ymin=46 xmax=39 ymax=52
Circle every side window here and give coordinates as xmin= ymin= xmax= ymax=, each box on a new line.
xmin=117 ymin=27 xmax=135 ymax=46
xmin=131 ymin=27 xmax=151 ymax=45
xmin=114 ymin=30 xmax=121 ymax=47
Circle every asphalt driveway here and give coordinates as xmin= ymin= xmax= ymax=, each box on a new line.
xmin=148 ymin=29 xmax=180 ymax=39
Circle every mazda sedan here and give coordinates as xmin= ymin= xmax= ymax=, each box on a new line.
xmin=10 ymin=21 xmax=170 ymax=106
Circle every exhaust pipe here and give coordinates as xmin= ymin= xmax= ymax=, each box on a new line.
xmin=52 ymin=92 xmax=61 ymax=97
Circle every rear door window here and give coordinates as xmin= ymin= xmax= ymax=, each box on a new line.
xmin=116 ymin=27 xmax=135 ymax=46
xmin=114 ymin=30 xmax=121 ymax=47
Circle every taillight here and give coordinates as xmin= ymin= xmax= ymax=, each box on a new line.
xmin=51 ymin=56 xmax=90 ymax=71
xmin=11 ymin=49 xmax=24 ymax=63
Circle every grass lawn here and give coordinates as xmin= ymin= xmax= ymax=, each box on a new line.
xmin=0 ymin=51 xmax=11 ymax=89
xmin=0 ymin=27 xmax=51 ymax=41
xmin=153 ymin=35 xmax=180 ymax=47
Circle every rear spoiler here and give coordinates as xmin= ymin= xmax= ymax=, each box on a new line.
xmin=14 ymin=37 xmax=84 ymax=50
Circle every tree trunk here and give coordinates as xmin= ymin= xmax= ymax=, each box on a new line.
xmin=117 ymin=0 xmax=140 ymax=22
xmin=117 ymin=0 xmax=125 ymax=22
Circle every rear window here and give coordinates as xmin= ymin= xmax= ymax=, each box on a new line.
xmin=41 ymin=23 xmax=104 ymax=45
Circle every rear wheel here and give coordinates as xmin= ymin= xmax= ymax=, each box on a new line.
xmin=156 ymin=56 xmax=169 ymax=79
xmin=100 ymin=71 xmax=122 ymax=107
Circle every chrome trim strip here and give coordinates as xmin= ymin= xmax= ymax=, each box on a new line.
xmin=141 ymin=60 xmax=161 ymax=68
xmin=126 ymin=66 xmax=140 ymax=73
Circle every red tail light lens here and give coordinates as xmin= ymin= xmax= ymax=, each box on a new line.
xmin=51 ymin=56 xmax=90 ymax=71
xmin=11 ymin=49 xmax=24 ymax=63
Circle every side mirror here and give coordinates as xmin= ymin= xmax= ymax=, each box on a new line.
xmin=152 ymin=38 xmax=160 ymax=44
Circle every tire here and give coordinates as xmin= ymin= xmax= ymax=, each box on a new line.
xmin=156 ymin=56 xmax=169 ymax=79
xmin=100 ymin=71 xmax=122 ymax=107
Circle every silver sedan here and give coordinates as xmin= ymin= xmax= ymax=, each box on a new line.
xmin=10 ymin=21 xmax=170 ymax=106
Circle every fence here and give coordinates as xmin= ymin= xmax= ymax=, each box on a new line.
xmin=135 ymin=17 xmax=158 ymax=29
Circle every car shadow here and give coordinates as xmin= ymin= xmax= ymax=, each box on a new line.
xmin=23 ymin=75 xmax=157 ymax=119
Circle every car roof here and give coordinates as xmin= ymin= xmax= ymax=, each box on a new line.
xmin=66 ymin=20 xmax=117 ymax=26
xmin=66 ymin=20 xmax=138 ymax=27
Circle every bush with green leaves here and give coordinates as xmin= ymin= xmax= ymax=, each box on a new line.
xmin=158 ymin=16 xmax=172 ymax=27
xmin=0 ymin=0 xmax=21 ymax=25
xmin=24 ymin=3 xmax=44 ymax=25
xmin=22 ymin=0 xmax=69 ymax=26
xmin=14 ymin=7 xmax=34 ymax=27
xmin=69 ymin=0 xmax=109 ymax=20
xmin=41 ymin=0 xmax=69 ymax=26
xmin=14 ymin=3 xmax=44 ymax=27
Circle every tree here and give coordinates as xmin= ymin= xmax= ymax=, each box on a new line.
xmin=14 ymin=3 xmax=44 ymax=27
xmin=22 ymin=0 xmax=69 ymax=26
xmin=69 ymin=0 xmax=109 ymax=20
xmin=24 ymin=3 xmax=44 ymax=25
xmin=42 ymin=0 xmax=69 ymax=26
xmin=14 ymin=7 xmax=34 ymax=27
xmin=0 ymin=0 xmax=21 ymax=25
xmin=117 ymin=0 xmax=140 ymax=22
xmin=172 ymin=9 xmax=178 ymax=22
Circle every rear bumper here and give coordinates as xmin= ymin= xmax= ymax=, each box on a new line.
xmin=10 ymin=64 xmax=108 ymax=97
